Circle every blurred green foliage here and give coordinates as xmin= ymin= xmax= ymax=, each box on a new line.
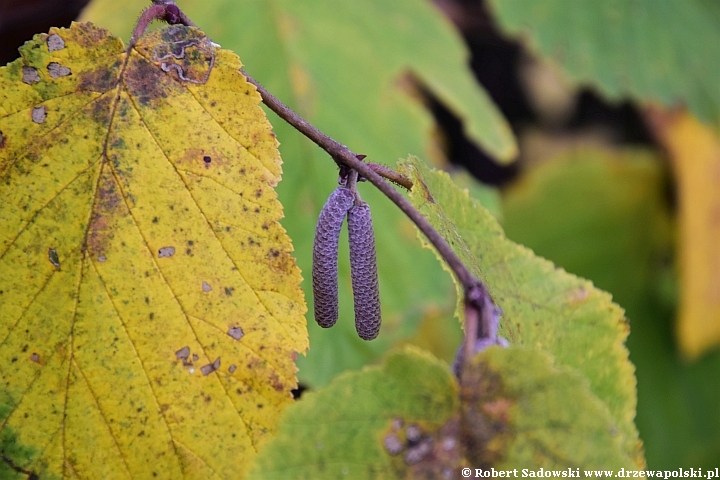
xmin=502 ymin=149 xmax=720 ymax=467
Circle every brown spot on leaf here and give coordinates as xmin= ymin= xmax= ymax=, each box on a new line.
xmin=228 ymin=365 xmax=237 ymax=373
xmin=87 ymin=171 xmax=125 ymax=256
xmin=200 ymin=357 xmax=221 ymax=376
xmin=417 ymin=179 xmax=435 ymax=203
xmin=175 ymin=346 xmax=190 ymax=361
xmin=403 ymin=417 xmax=463 ymax=478
xmin=47 ymin=62 xmax=71 ymax=78
xmin=383 ymin=434 xmax=403 ymax=456
xmin=71 ymin=23 xmax=112 ymax=47
xmin=30 ymin=353 xmax=40 ymax=363
xmin=123 ymin=54 xmax=175 ymax=106
xmin=406 ymin=424 xmax=422 ymax=443
xmin=227 ymin=326 xmax=244 ymax=340
xmin=31 ymin=106 xmax=47 ymax=124
xmin=481 ymin=398 xmax=512 ymax=423
xmin=79 ymin=65 xmax=121 ymax=93
xmin=46 ymin=34 xmax=65 ymax=51
xmin=87 ymin=94 xmax=114 ymax=127
xmin=0 ymin=131 xmax=4 ymax=148
xmin=459 ymin=358 xmax=513 ymax=466
xmin=22 ymin=66 xmax=40 ymax=84
xmin=404 ymin=439 xmax=433 ymax=465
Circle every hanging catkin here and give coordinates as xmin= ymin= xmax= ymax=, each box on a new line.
xmin=347 ymin=203 xmax=381 ymax=340
xmin=312 ymin=186 xmax=354 ymax=327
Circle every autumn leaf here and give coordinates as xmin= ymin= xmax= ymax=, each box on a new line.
xmin=249 ymin=346 xmax=634 ymax=476
xmin=486 ymin=0 xmax=720 ymax=125
xmin=499 ymin=146 xmax=720 ymax=467
xmin=646 ymin=110 xmax=720 ymax=359
xmin=0 ymin=22 xmax=306 ymax=478
xmin=398 ymin=157 xmax=645 ymax=467
xmin=81 ymin=0 xmax=517 ymax=388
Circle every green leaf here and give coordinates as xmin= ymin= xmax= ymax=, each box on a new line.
xmin=461 ymin=346 xmax=634 ymax=469
xmin=501 ymin=147 xmax=720 ymax=468
xmin=247 ymin=347 xmax=458 ymax=479
xmin=250 ymin=346 xmax=635 ymax=476
xmin=485 ymin=0 xmax=720 ymax=124
xmin=81 ymin=0 xmax=517 ymax=386
xmin=398 ymin=156 xmax=644 ymax=467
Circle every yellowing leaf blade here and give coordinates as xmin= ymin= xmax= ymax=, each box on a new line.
xmin=0 ymin=22 xmax=307 ymax=478
xmin=648 ymin=110 xmax=720 ymax=358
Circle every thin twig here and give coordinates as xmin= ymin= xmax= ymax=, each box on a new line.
xmin=129 ymin=2 xmax=196 ymax=50
xmin=132 ymin=0 xmax=503 ymax=368
xmin=242 ymin=69 xmax=501 ymax=361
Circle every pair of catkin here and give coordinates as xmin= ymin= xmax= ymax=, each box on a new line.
xmin=312 ymin=186 xmax=381 ymax=340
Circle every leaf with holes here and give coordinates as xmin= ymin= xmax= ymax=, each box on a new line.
xmin=0 ymin=22 xmax=307 ymax=479
xmin=82 ymin=0 xmax=517 ymax=389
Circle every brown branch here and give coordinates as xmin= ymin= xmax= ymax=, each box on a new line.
xmin=242 ymin=69 xmax=503 ymax=364
xmin=130 ymin=2 xmax=196 ymax=50
xmin=132 ymin=0 xmax=504 ymax=368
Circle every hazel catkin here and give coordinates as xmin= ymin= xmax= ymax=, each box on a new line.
xmin=312 ymin=186 xmax=355 ymax=328
xmin=347 ymin=203 xmax=381 ymax=340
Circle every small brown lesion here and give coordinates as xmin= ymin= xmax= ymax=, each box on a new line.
xmin=47 ymin=62 xmax=71 ymax=78
xmin=87 ymin=170 xmax=125 ymax=257
xmin=418 ymin=178 xmax=436 ymax=203
xmin=31 ymin=106 xmax=47 ymax=124
xmin=22 ymin=66 xmax=40 ymax=84
xmin=46 ymin=34 xmax=65 ymax=52
xmin=78 ymin=64 xmax=121 ymax=93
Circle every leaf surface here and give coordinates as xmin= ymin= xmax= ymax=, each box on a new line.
xmin=486 ymin=0 xmax=720 ymax=124
xmin=397 ymin=157 xmax=644 ymax=467
xmin=249 ymin=346 xmax=634 ymax=476
xmin=646 ymin=111 xmax=720 ymax=358
xmin=500 ymin=146 xmax=720 ymax=467
xmin=460 ymin=347 xmax=634 ymax=469
xmin=247 ymin=347 xmax=459 ymax=479
xmin=81 ymin=0 xmax=516 ymax=387
xmin=0 ymin=23 xmax=306 ymax=478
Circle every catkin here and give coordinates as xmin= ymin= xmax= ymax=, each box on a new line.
xmin=347 ymin=204 xmax=381 ymax=340
xmin=312 ymin=186 xmax=355 ymax=328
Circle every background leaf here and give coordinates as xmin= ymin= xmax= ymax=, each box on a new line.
xmin=81 ymin=0 xmax=517 ymax=387
xmin=500 ymin=146 xmax=720 ymax=467
xmin=644 ymin=111 xmax=720 ymax=359
xmin=0 ymin=23 xmax=305 ymax=478
xmin=398 ymin=156 xmax=644 ymax=466
xmin=485 ymin=0 xmax=720 ymax=125
xmin=247 ymin=347 xmax=458 ymax=479
xmin=461 ymin=346 xmax=634 ymax=469
xmin=250 ymin=346 xmax=635 ymax=476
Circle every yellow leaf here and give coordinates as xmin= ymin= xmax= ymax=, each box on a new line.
xmin=0 ymin=22 xmax=307 ymax=478
xmin=649 ymin=110 xmax=720 ymax=359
